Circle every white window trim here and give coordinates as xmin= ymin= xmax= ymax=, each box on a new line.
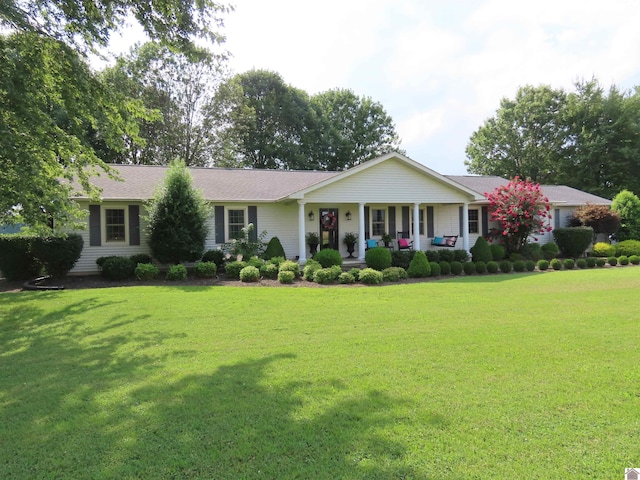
xmin=468 ymin=208 xmax=479 ymax=234
xmin=103 ymin=205 xmax=129 ymax=244
xmin=370 ymin=207 xmax=387 ymax=237
xmin=226 ymin=206 xmax=247 ymax=241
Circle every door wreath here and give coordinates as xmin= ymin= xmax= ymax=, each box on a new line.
xmin=321 ymin=212 xmax=337 ymax=230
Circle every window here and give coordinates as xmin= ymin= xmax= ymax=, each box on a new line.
xmin=105 ymin=208 xmax=126 ymax=241
xmin=468 ymin=209 xmax=479 ymax=234
xmin=412 ymin=209 xmax=425 ymax=235
xmin=228 ymin=209 xmax=245 ymax=239
xmin=371 ymin=209 xmax=385 ymax=236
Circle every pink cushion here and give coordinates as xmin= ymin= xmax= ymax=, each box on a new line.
xmin=398 ymin=238 xmax=410 ymax=248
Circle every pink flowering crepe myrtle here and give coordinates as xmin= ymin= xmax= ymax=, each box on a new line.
xmin=485 ymin=176 xmax=552 ymax=253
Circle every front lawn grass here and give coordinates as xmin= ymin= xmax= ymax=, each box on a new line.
xmin=1 ymin=269 xmax=639 ymax=478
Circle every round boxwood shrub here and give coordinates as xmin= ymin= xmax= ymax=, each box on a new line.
xmin=463 ymin=261 xmax=475 ymax=275
xmin=429 ymin=261 xmax=441 ymax=276
xmin=279 ymin=260 xmax=300 ymax=278
xmin=267 ymin=256 xmax=286 ymax=267
xmin=348 ymin=268 xmax=361 ymax=281
xmin=592 ymin=242 xmax=616 ymax=257
xmin=618 ymin=255 xmax=629 ymax=266
xmin=365 ymin=246 xmax=392 ymax=271
xmin=474 ymin=261 xmax=487 ymax=274
xmin=537 ymin=259 xmax=549 ymax=271
xmin=512 ymin=260 xmax=526 ymax=272
xmin=521 ymin=243 xmax=543 ymax=261
xmin=486 ymin=261 xmax=499 ymax=273
xmin=313 ymin=268 xmax=336 ymax=284
xmin=607 ymin=256 xmax=617 ymax=266
xmin=167 ymin=264 xmax=187 ymax=281
xmin=525 ymin=260 xmax=536 ymax=272
xmin=194 ymin=261 xmax=217 ymax=278
xmin=438 ymin=249 xmax=454 ymax=263
xmin=490 ymin=244 xmax=506 ymax=261
xmin=260 ymin=262 xmax=279 ymax=279
xmin=246 ymin=256 xmax=264 ymax=269
xmin=359 ymin=267 xmax=383 ymax=285
xmin=262 ymin=236 xmax=286 ymax=260
xmin=450 ymin=261 xmax=463 ymax=275
xmin=240 ymin=266 xmax=260 ymax=282
xmin=576 ymin=259 xmax=587 ymax=269
xmin=338 ymin=272 xmax=355 ymax=284
xmin=553 ymin=227 xmax=594 ymax=258
xmin=130 ymin=253 xmax=153 ymax=265
xmin=629 ymin=255 xmax=640 ymax=265
xmin=382 ymin=267 xmax=407 ymax=282
xmin=438 ymin=261 xmax=451 ymax=275
xmin=302 ymin=259 xmax=322 ymax=281
xmin=225 ymin=260 xmax=247 ymax=280
xmin=541 ymin=242 xmax=559 ymax=260
xmin=585 ymin=257 xmax=597 ymax=268
xmin=202 ymin=249 xmax=225 ymax=266
xmin=470 ymin=236 xmax=492 ymax=263
xmin=278 ymin=270 xmax=295 ymax=284
xmin=407 ymin=251 xmax=431 ymax=278
xmin=615 ymin=240 xmax=640 ymax=257
xmin=550 ymin=258 xmax=563 ymax=270
xmin=563 ymin=258 xmax=575 ymax=270
xmin=453 ymin=249 xmax=469 ymax=263
xmin=425 ymin=250 xmax=439 ymax=263
xmin=596 ymin=258 xmax=606 ymax=267
xmin=499 ymin=260 xmax=512 ymax=273
xmin=314 ymin=248 xmax=342 ymax=268
xmin=135 ymin=262 xmax=159 ymax=280
xmin=391 ymin=250 xmax=414 ymax=269
xmin=102 ymin=256 xmax=135 ymax=280
xmin=31 ymin=234 xmax=84 ymax=278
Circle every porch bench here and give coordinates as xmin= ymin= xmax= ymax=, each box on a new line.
xmin=431 ymin=235 xmax=458 ymax=247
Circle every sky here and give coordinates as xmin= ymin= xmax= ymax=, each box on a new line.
xmin=109 ymin=0 xmax=640 ymax=174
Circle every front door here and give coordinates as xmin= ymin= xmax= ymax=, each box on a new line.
xmin=319 ymin=208 xmax=339 ymax=250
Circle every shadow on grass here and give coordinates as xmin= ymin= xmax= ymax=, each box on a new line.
xmin=1 ymin=297 xmax=421 ymax=479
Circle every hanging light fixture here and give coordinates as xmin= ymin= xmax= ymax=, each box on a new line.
xmin=345 ymin=210 xmax=352 ymax=221
xmin=308 ymin=211 xmax=315 ymax=221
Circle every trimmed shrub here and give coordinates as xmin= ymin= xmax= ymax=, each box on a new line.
xmin=31 ymin=234 xmax=84 ymax=278
xmin=629 ymin=255 xmax=640 ymax=265
xmin=463 ymin=262 xmax=475 ymax=275
xmin=563 ymin=258 xmax=575 ymax=270
xmin=130 ymin=253 xmax=153 ymax=265
xmin=618 ymin=255 xmax=629 ymax=266
xmin=194 ymin=261 xmax=217 ymax=278
xmin=521 ymin=243 xmax=543 ymax=261
xmin=338 ymin=272 xmax=355 ymax=284
xmin=437 ymin=249 xmax=454 ymax=263
xmin=525 ymin=260 xmax=536 ymax=272
xmin=553 ymin=227 xmax=594 ymax=258
xmin=167 ymin=264 xmax=187 ymax=281
xmin=382 ymin=267 xmax=407 ymax=282
xmin=246 ymin=256 xmax=265 ymax=269
xmin=407 ymin=251 xmax=431 ymax=278
xmin=268 ymin=256 xmax=286 ymax=267
xmin=541 ymin=242 xmax=559 ymax=260
xmin=392 ymin=250 xmax=415 ymax=269
xmin=225 ymin=260 xmax=248 ymax=280
xmin=279 ymin=260 xmax=300 ymax=278
xmin=359 ymin=268 xmax=383 ymax=285
xmin=135 ymin=262 xmax=159 ymax=280
xmin=102 ymin=256 xmax=135 ymax=280
xmin=348 ymin=268 xmax=361 ymax=281
xmin=508 ymin=253 xmax=523 ymax=262
xmin=512 ymin=260 xmax=526 ymax=272
xmin=439 ymin=261 xmax=451 ymax=275
xmin=202 ymin=249 xmax=225 ymax=266
xmin=278 ymin=270 xmax=295 ymax=284
xmin=453 ymin=249 xmax=469 ymax=262
xmin=550 ymin=258 xmax=562 ymax=270
xmin=0 ymin=235 xmax=40 ymax=280
xmin=596 ymin=258 xmax=606 ymax=267
xmin=615 ymin=240 xmax=640 ymax=257
xmin=585 ymin=257 xmax=597 ymax=268
xmin=592 ymin=242 xmax=616 ymax=257
xmin=314 ymin=248 xmax=342 ymax=268
xmin=607 ymin=256 xmax=617 ymax=266
xmin=474 ymin=261 xmax=487 ymax=274
xmin=486 ymin=261 xmax=499 ymax=273
xmin=537 ymin=259 xmax=549 ymax=271
xmin=429 ymin=261 xmax=441 ymax=276
xmin=260 ymin=262 xmax=279 ymax=279
xmin=239 ymin=265 xmax=260 ymax=282
xmin=330 ymin=265 xmax=343 ymax=279
xmin=365 ymin=246 xmax=392 ymax=271
xmin=450 ymin=261 xmax=463 ymax=275
xmin=499 ymin=260 xmax=512 ymax=273
xmin=262 ymin=236 xmax=286 ymax=260
xmin=576 ymin=259 xmax=587 ymax=269
xmin=490 ymin=244 xmax=506 ymax=261
xmin=470 ymin=236 xmax=492 ymax=263
xmin=425 ymin=250 xmax=439 ymax=263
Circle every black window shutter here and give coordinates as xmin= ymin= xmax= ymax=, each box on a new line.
xmin=215 ymin=206 xmax=225 ymax=243
xmin=129 ymin=205 xmax=140 ymax=246
xmin=89 ymin=205 xmax=101 ymax=246
xmin=459 ymin=206 xmax=464 ymax=237
xmin=364 ymin=206 xmax=370 ymax=239
xmin=248 ymin=206 xmax=258 ymax=242
xmin=554 ymin=208 xmax=560 ymax=229
xmin=388 ymin=206 xmax=396 ymax=238
xmin=481 ymin=206 xmax=489 ymax=236
xmin=427 ymin=206 xmax=434 ymax=238
xmin=401 ymin=206 xmax=410 ymax=235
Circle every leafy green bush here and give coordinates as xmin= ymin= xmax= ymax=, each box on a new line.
xmin=474 ymin=261 xmax=487 ymax=274
xmin=490 ymin=244 xmax=506 ymax=261
xmin=438 ymin=261 xmax=450 ymax=275
xmin=130 ymin=253 xmax=153 ymax=265
xmin=348 ymin=268 xmax=361 ymax=281
xmin=450 ymin=261 xmax=463 ymax=275
xmin=260 ymin=263 xmax=279 ymax=279
xmin=0 ymin=235 xmax=40 ymax=280
xmin=407 ymin=251 xmax=431 ymax=278
xmin=629 ymin=255 xmax=640 ymax=265
xmin=31 ymin=234 xmax=84 ymax=278
xmin=338 ymin=272 xmax=355 ymax=284
xmin=268 ymin=256 xmax=286 ymax=267
xmin=382 ymin=267 xmax=407 ymax=282
xmin=553 ymin=227 xmax=594 ymax=258
xmin=425 ymin=250 xmax=439 ymax=263
xmin=470 ymin=236 xmax=492 ymax=263
xmin=618 ymin=255 xmax=629 ymax=266
xmin=279 ymin=260 xmax=300 ymax=278
xmin=615 ymin=240 xmax=640 ymax=257
xmin=167 ymin=264 xmax=187 ymax=281
xmin=102 ymin=256 xmax=135 ymax=280
xmin=486 ymin=261 xmax=499 ymax=273
xmin=246 ymin=256 xmax=264 ymax=269
xmin=391 ymin=251 xmax=415 ymax=269
xmin=596 ymin=258 xmax=606 ymax=267
xmin=239 ymin=265 xmax=260 ymax=282
xmin=563 ymin=258 xmax=575 ymax=270
xmin=225 ymin=260 xmax=248 ymax=280
xmin=521 ymin=243 xmax=542 ymax=261
xmin=453 ymin=249 xmax=469 ymax=262
xmin=499 ymin=260 xmax=512 ymax=273
xmin=463 ymin=262 xmax=475 ymax=275
xmin=302 ymin=260 xmax=320 ymax=282
xmin=202 ymin=249 xmax=225 ymax=267
xmin=512 ymin=260 xmax=526 ymax=272
xmin=330 ymin=265 xmax=343 ymax=279
xmin=194 ymin=261 xmax=217 ymax=278
xmin=537 ymin=259 xmax=549 ymax=271
xmin=576 ymin=259 xmax=587 ymax=269
xmin=586 ymin=257 xmax=597 ymax=268
xmin=437 ymin=249 xmax=454 ymax=263
xmin=278 ymin=270 xmax=295 ymax=284
xmin=607 ymin=256 xmax=617 ymax=266
xmin=592 ymin=242 xmax=616 ymax=257
xmin=135 ymin=263 xmax=159 ymax=280
xmin=429 ymin=261 xmax=441 ymax=276
xmin=262 ymin=236 xmax=286 ymax=260
xmin=359 ymin=268 xmax=383 ymax=285
xmin=541 ymin=242 xmax=559 ymax=260
xmin=313 ymin=248 xmax=342 ymax=268
xmin=550 ymin=258 xmax=562 ymax=270
xmin=365 ymin=246 xmax=392 ymax=271
xmin=525 ymin=260 xmax=536 ymax=272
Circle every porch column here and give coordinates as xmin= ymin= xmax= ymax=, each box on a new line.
xmin=358 ymin=202 xmax=366 ymax=260
xmin=298 ymin=200 xmax=307 ymax=263
xmin=413 ymin=203 xmax=421 ymax=251
xmin=462 ymin=202 xmax=470 ymax=252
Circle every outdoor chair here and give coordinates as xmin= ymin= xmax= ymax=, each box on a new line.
xmin=365 ymin=238 xmax=380 ymax=250
xmin=396 ymin=231 xmax=413 ymax=251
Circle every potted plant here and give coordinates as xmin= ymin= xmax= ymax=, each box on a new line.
xmin=343 ymin=232 xmax=358 ymax=258
xmin=381 ymin=232 xmax=392 ymax=248
xmin=306 ymin=232 xmax=320 ymax=255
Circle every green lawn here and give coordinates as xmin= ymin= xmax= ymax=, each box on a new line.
xmin=2 ymin=269 xmax=640 ymax=479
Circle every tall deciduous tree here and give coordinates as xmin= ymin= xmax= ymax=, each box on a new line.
xmin=611 ymin=190 xmax=640 ymax=241
xmin=146 ymin=160 xmax=210 ymax=264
